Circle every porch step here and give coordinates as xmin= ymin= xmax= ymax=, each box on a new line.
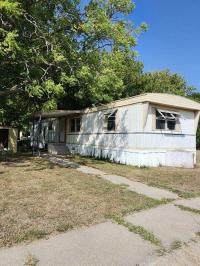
xmin=48 ymin=143 xmax=70 ymax=155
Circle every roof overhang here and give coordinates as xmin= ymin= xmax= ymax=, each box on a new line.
xmin=84 ymin=93 xmax=200 ymax=113
xmin=33 ymin=110 xmax=83 ymax=119
xmin=32 ymin=93 xmax=200 ymax=119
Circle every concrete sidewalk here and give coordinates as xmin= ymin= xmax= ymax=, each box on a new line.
xmin=0 ymin=215 xmax=200 ymax=266
xmin=126 ymin=204 xmax=200 ymax=247
xmin=48 ymin=156 xmax=179 ymax=200
xmin=0 ymin=222 xmax=157 ymax=266
xmin=175 ymin=197 xmax=200 ymax=210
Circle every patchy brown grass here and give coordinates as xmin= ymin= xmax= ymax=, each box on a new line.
xmin=0 ymin=155 xmax=159 ymax=248
xmin=71 ymin=151 xmax=200 ymax=198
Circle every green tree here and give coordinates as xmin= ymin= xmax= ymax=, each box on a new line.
xmin=190 ymin=92 xmax=200 ymax=149
xmin=0 ymin=0 xmax=146 ymax=127
xmin=123 ymin=70 xmax=194 ymax=97
xmin=0 ymin=0 xmax=75 ymax=127
xmin=59 ymin=0 xmax=146 ymax=108
xmin=1 ymin=0 xmax=197 ymax=131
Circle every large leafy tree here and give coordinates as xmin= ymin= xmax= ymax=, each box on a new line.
xmin=0 ymin=0 xmax=197 ymax=130
xmin=0 ymin=0 xmax=146 ymax=127
xmin=123 ymin=70 xmax=194 ymax=97
xmin=56 ymin=0 xmax=147 ymax=108
xmin=0 ymin=0 xmax=76 ymax=127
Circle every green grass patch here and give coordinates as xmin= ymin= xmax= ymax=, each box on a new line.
xmin=175 ymin=205 xmax=200 ymax=215
xmin=108 ymin=214 xmax=162 ymax=247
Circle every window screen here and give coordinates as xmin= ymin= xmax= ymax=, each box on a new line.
xmin=48 ymin=121 xmax=53 ymax=130
xmin=105 ymin=110 xmax=117 ymax=131
xmin=70 ymin=117 xmax=81 ymax=132
xmin=76 ymin=118 xmax=81 ymax=132
xmin=70 ymin=118 xmax=76 ymax=132
xmin=156 ymin=109 xmax=178 ymax=131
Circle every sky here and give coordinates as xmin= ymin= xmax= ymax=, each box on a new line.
xmin=130 ymin=0 xmax=200 ymax=91
xmin=80 ymin=0 xmax=200 ymax=91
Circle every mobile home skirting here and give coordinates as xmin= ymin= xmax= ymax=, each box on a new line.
xmin=49 ymin=143 xmax=195 ymax=168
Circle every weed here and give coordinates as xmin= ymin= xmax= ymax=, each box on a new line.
xmin=109 ymin=214 xmax=162 ymax=247
xmin=170 ymin=240 xmax=182 ymax=250
xmin=175 ymin=205 xmax=200 ymax=215
xmin=24 ymin=254 xmax=39 ymax=266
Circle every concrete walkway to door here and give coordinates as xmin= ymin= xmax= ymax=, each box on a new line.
xmin=47 ymin=155 xmax=179 ymax=200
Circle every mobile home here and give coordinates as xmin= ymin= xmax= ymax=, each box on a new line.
xmin=31 ymin=93 xmax=200 ymax=168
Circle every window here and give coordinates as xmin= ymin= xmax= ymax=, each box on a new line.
xmin=105 ymin=110 xmax=117 ymax=131
xmin=156 ymin=109 xmax=179 ymax=131
xmin=48 ymin=121 xmax=53 ymax=131
xmin=70 ymin=117 xmax=81 ymax=132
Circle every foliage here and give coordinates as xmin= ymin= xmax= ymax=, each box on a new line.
xmin=0 ymin=0 xmax=198 ymax=130
xmin=123 ymin=69 xmax=194 ymax=97
xmin=0 ymin=0 xmax=146 ymax=127
xmin=190 ymin=92 xmax=200 ymax=149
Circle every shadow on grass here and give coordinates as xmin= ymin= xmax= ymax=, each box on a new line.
xmin=1 ymin=152 xmax=58 ymax=171
xmin=69 ymin=155 xmax=112 ymax=166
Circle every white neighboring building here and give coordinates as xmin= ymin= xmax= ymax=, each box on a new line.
xmin=31 ymin=93 xmax=200 ymax=168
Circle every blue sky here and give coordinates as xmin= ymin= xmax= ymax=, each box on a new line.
xmin=81 ymin=0 xmax=200 ymax=91
xmin=130 ymin=0 xmax=200 ymax=91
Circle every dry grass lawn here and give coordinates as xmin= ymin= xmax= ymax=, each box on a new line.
xmin=72 ymin=151 xmax=200 ymax=198
xmin=0 ymin=155 xmax=159 ymax=248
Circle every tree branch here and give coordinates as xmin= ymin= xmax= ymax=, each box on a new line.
xmin=0 ymin=82 xmax=27 ymax=96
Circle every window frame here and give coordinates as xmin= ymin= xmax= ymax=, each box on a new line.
xmin=155 ymin=108 xmax=180 ymax=132
xmin=70 ymin=117 xmax=81 ymax=133
xmin=104 ymin=109 xmax=117 ymax=132
xmin=48 ymin=121 xmax=53 ymax=131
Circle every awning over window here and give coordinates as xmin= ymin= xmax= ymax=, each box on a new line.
xmin=104 ymin=109 xmax=117 ymax=118
xmin=156 ymin=109 xmax=180 ymax=120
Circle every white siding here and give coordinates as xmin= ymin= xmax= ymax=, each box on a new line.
xmin=31 ymin=102 xmax=197 ymax=168
xmin=144 ymin=105 xmax=195 ymax=134
xmin=65 ymin=103 xmax=196 ymax=168
xmin=179 ymin=110 xmax=195 ymax=134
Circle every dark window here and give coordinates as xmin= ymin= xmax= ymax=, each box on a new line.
xmin=106 ymin=111 xmax=117 ymax=131
xmin=70 ymin=117 xmax=81 ymax=132
xmin=70 ymin=118 xmax=76 ymax=132
xmin=48 ymin=121 xmax=53 ymax=130
xmin=156 ymin=110 xmax=178 ymax=131
xmin=167 ymin=120 xmax=176 ymax=130
xmin=76 ymin=118 xmax=81 ymax=132
xmin=156 ymin=118 xmax=165 ymax=130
